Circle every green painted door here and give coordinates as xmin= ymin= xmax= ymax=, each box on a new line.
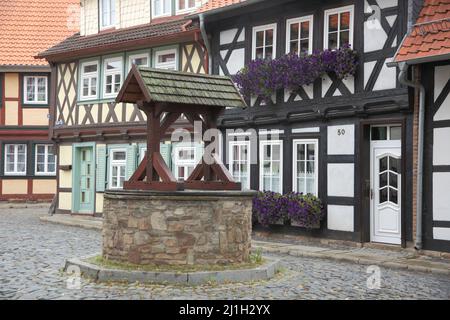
xmin=78 ymin=147 xmax=94 ymax=213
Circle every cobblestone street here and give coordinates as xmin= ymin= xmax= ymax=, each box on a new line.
xmin=0 ymin=207 xmax=449 ymax=300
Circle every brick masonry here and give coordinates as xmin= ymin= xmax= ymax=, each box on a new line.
xmin=102 ymin=190 xmax=256 ymax=266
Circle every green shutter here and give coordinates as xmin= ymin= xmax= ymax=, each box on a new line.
xmin=126 ymin=144 xmax=137 ymax=179
xmin=96 ymin=146 xmax=107 ymax=192
xmin=160 ymin=143 xmax=172 ymax=169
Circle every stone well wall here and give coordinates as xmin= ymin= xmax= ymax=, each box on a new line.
xmin=102 ymin=190 xmax=256 ymax=266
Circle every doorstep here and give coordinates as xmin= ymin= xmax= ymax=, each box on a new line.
xmin=253 ymin=239 xmax=450 ymax=276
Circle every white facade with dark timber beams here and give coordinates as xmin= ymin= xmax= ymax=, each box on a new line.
xmin=423 ymin=62 xmax=450 ymax=252
xmin=201 ymin=0 xmax=423 ymax=245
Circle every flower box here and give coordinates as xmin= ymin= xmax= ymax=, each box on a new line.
xmin=252 ymin=191 xmax=324 ymax=229
xmin=233 ymin=44 xmax=358 ymax=103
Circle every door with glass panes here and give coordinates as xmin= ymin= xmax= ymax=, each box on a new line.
xmin=74 ymin=146 xmax=95 ymax=214
xmin=370 ymin=125 xmax=402 ymax=244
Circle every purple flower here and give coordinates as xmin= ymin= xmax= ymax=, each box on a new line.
xmin=233 ymin=46 xmax=359 ymax=101
xmin=252 ymin=191 xmax=324 ymax=229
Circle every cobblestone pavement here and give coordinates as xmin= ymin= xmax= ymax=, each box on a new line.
xmin=0 ymin=208 xmax=449 ymax=300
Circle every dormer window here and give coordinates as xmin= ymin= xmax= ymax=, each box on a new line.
xmin=176 ymin=0 xmax=197 ymax=14
xmin=152 ymin=0 xmax=172 ymax=18
xmin=100 ymin=0 xmax=116 ymax=29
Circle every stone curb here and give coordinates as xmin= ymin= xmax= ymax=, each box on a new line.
xmin=1 ymin=203 xmax=51 ymax=209
xmin=254 ymin=244 xmax=450 ymax=276
xmin=64 ymin=254 xmax=281 ymax=285
xmin=40 ymin=216 xmax=102 ymax=231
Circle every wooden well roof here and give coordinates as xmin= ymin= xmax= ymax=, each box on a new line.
xmin=117 ymin=66 xmax=247 ymax=109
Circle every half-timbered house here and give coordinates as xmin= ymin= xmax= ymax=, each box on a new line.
xmin=37 ymin=0 xmax=211 ymax=215
xmin=196 ymin=0 xmax=427 ymax=247
xmin=0 ymin=0 xmax=79 ymax=201
xmin=393 ymin=0 xmax=450 ymax=252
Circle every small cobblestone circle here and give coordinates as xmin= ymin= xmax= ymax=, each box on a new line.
xmin=0 ymin=208 xmax=449 ymax=300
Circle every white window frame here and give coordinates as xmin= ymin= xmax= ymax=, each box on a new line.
xmin=324 ymin=5 xmax=354 ymax=50
xmin=23 ymin=76 xmax=48 ymax=104
xmin=80 ymin=61 xmax=99 ymax=101
xmin=100 ymin=0 xmax=116 ymax=30
xmin=370 ymin=124 xmax=402 ymax=141
xmin=175 ymin=0 xmax=198 ymax=15
xmin=259 ymin=140 xmax=283 ymax=193
xmin=103 ymin=57 xmax=123 ymax=99
xmin=286 ymin=15 xmax=314 ymax=55
xmin=292 ymin=139 xmax=319 ymax=196
xmin=4 ymin=144 xmax=27 ymax=176
xmin=252 ymin=23 xmax=277 ymax=60
xmin=173 ymin=145 xmax=196 ymax=181
xmin=154 ymin=48 xmax=178 ymax=70
xmin=229 ymin=140 xmax=251 ymax=190
xmin=35 ymin=144 xmax=56 ymax=176
xmin=152 ymin=0 xmax=172 ymax=18
xmin=128 ymin=53 xmax=150 ymax=71
xmin=109 ymin=148 xmax=127 ymax=189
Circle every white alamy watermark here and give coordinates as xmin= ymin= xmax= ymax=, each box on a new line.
xmin=366 ymin=4 xmax=383 ymax=30
xmin=366 ymin=265 xmax=381 ymax=290
xmin=170 ymin=121 xmax=279 ymax=165
xmin=66 ymin=265 xmax=82 ymax=290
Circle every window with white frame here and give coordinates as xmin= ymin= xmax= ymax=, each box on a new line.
xmin=176 ymin=0 xmax=197 ymax=14
xmin=128 ymin=53 xmax=150 ymax=71
xmin=324 ymin=5 xmax=354 ymax=50
xmin=80 ymin=61 xmax=99 ymax=100
xmin=260 ymin=140 xmax=283 ymax=193
xmin=229 ymin=141 xmax=251 ymax=190
xmin=24 ymin=76 xmax=48 ymax=104
xmin=286 ymin=16 xmax=313 ymax=56
xmin=154 ymin=49 xmax=177 ymax=70
xmin=35 ymin=144 xmax=56 ymax=175
xmin=293 ymin=139 xmax=318 ymax=195
xmin=174 ymin=146 xmax=196 ymax=181
xmin=103 ymin=57 xmax=123 ymax=98
xmin=109 ymin=149 xmax=126 ymax=189
xmin=152 ymin=0 xmax=172 ymax=18
xmin=4 ymin=144 xmax=27 ymax=175
xmin=252 ymin=24 xmax=277 ymax=60
xmin=100 ymin=0 xmax=116 ymax=29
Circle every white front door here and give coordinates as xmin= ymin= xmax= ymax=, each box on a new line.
xmin=370 ymin=140 xmax=401 ymax=244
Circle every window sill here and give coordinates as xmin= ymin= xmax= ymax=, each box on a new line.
xmin=77 ymin=98 xmax=117 ymax=105
xmin=22 ymin=103 xmax=50 ymax=108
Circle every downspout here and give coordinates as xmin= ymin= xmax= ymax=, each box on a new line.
xmin=398 ymin=62 xmax=425 ymax=250
xmin=199 ymin=13 xmax=212 ymax=74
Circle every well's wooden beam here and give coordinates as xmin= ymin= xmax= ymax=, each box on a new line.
xmin=160 ymin=112 xmax=181 ymax=134
xmin=153 ymin=152 xmax=176 ymax=182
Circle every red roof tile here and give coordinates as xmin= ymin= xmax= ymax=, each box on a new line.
xmin=0 ymin=0 xmax=80 ymax=66
xmin=197 ymin=0 xmax=247 ymax=13
xmin=395 ymin=0 xmax=450 ymax=63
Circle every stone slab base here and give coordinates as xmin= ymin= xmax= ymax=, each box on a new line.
xmin=64 ymin=254 xmax=281 ymax=285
